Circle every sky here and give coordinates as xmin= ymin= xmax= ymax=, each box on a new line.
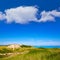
xmin=0 ymin=0 xmax=60 ymax=46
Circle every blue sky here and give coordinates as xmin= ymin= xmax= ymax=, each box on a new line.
xmin=0 ymin=0 xmax=60 ymax=46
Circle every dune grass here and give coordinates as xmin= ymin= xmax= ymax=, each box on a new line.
xmin=0 ymin=46 xmax=60 ymax=60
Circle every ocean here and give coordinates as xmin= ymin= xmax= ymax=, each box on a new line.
xmin=33 ymin=46 xmax=60 ymax=48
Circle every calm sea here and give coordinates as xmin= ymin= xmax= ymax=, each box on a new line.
xmin=34 ymin=46 xmax=60 ymax=48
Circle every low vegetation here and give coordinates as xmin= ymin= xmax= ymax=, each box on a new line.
xmin=0 ymin=45 xmax=60 ymax=60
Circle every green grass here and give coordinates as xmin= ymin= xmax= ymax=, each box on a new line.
xmin=0 ymin=46 xmax=60 ymax=60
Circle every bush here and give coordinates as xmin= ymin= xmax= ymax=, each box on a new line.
xmin=0 ymin=48 xmax=13 ymax=53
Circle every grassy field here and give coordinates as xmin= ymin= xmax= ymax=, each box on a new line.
xmin=0 ymin=45 xmax=60 ymax=60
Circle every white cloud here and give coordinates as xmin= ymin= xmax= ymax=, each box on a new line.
xmin=0 ymin=6 xmax=60 ymax=24
xmin=39 ymin=11 xmax=55 ymax=22
xmin=39 ymin=10 xmax=60 ymax=22
xmin=5 ymin=6 xmax=38 ymax=24
xmin=50 ymin=10 xmax=60 ymax=17
xmin=0 ymin=12 xmax=5 ymax=20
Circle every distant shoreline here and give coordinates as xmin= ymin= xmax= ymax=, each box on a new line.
xmin=0 ymin=45 xmax=60 ymax=48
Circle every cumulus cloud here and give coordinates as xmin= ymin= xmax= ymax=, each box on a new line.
xmin=50 ymin=10 xmax=60 ymax=17
xmin=0 ymin=6 xmax=60 ymax=24
xmin=5 ymin=6 xmax=38 ymax=24
xmin=39 ymin=11 xmax=55 ymax=22
xmin=0 ymin=12 xmax=5 ymax=20
xmin=39 ymin=10 xmax=60 ymax=22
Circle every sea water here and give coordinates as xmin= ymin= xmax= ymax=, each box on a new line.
xmin=34 ymin=46 xmax=60 ymax=48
